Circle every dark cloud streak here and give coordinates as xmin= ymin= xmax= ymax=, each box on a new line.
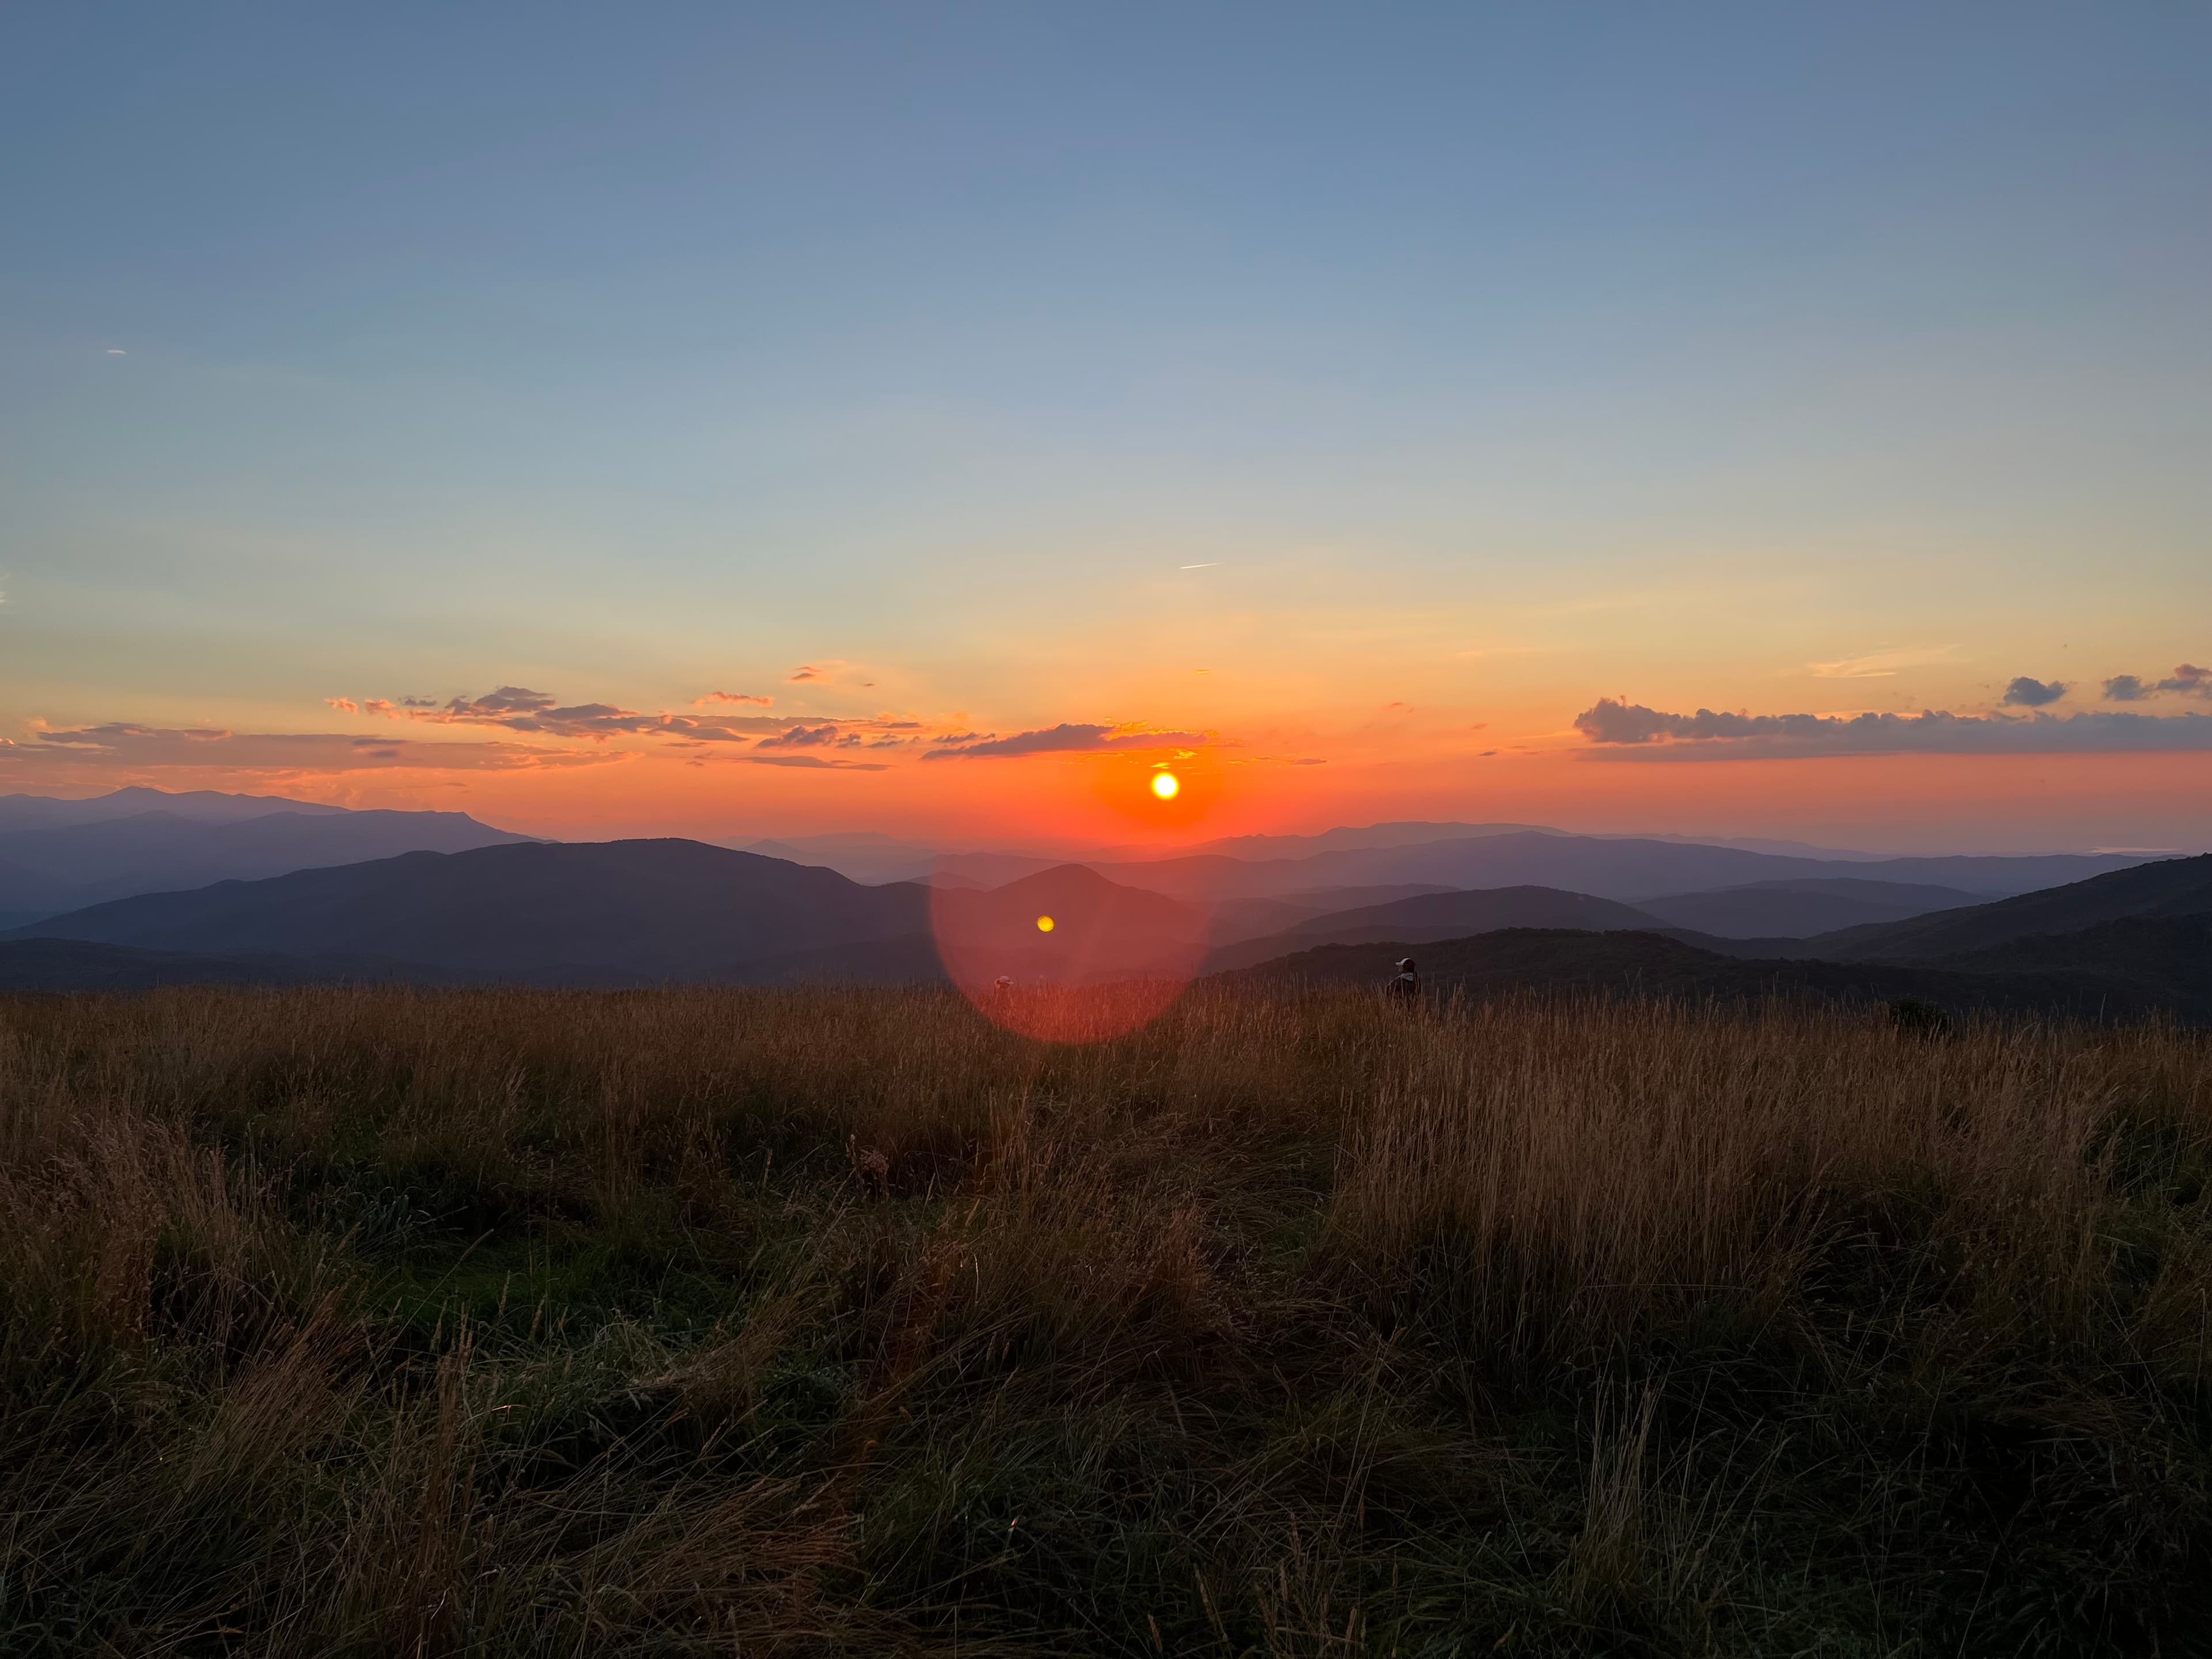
xmin=922 ymin=722 xmax=1208 ymax=760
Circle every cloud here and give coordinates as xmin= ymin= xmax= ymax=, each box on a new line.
xmin=1573 ymin=697 xmax=2212 ymax=758
xmin=422 ymin=687 xmax=675 ymax=740
xmin=697 ymin=691 xmax=773 ymax=706
xmin=756 ymin=724 xmax=857 ymax=749
xmin=788 ymin=665 xmax=825 ymax=681
xmin=358 ymin=685 xmax=808 ymax=744
xmin=325 ymin=697 xmax=359 ymax=714
xmin=2105 ymin=663 xmax=2211 ymax=703
xmin=2001 ymin=676 xmax=2067 ymax=707
xmin=923 ymin=722 xmax=1208 ymax=761
xmin=1806 ymin=646 xmax=1960 ymax=680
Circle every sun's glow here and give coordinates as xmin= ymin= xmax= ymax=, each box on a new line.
xmin=1036 ymin=914 xmax=1055 ymax=932
xmin=1150 ymin=771 xmax=1180 ymax=800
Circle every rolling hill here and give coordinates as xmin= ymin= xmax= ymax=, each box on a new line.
xmin=7 ymin=839 xmax=935 ymax=983
xmin=1203 ymin=886 xmax=1664 ymax=972
xmin=1631 ymin=877 xmax=1984 ymax=939
xmin=1809 ymin=854 xmax=2210 ymax=961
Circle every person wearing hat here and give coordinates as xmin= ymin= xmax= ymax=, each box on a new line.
xmin=1387 ymin=957 xmax=1419 ymax=1005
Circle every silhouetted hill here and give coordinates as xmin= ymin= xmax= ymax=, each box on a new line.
xmin=1200 ymin=884 xmax=1459 ymax=946
xmin=1921 ymin=914 xmax=2212 ymax=995
xmin=1810 ymin=855 xmax=2211 ymax=961
xmin=1204 ymin=887 xmax=1662 ymax=972
xmin=1634 ymin=877 xmax=1984 ymax=939
xmin=0 ymin=806 xmax=536 ymax=919
xmin=1225 ymin=928 xmax=2204 ymax=1024
xmin=1075 ymin=831 xmax=2147 ymax=904
xmin=9 ymin=839 xmax=933 ymax=983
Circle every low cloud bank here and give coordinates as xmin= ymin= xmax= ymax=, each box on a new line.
xmin=1574 ymin=698 xmax=2212 ymax=758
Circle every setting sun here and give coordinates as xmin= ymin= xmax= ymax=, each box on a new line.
xmin=1035 ymin=914 xmax=1054 ymax=932
xmin=1150 ymin=772 xmax=1180 ymax=801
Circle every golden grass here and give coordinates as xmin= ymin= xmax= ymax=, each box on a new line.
xmin=1 ymin=983 xmax=2208 ymax=1654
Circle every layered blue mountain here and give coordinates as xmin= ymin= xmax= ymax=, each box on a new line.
xmin=0 ymin=787 xmax=533 ymax=923
xmin=1056 ymin=830 xmax=2147 ymax=906
xmin=1204 ymin=887 xmax=1665 ymax=972
xmin=6 ymin=839 xmax=937 ymax=984
xmin=1630 ymin=877 xmax=1984 ymax=939
xmin=1803 ymin=854 xmax=2212 ymax=962
xmin=1221 ymin=855 xmax=2212 ymax=1024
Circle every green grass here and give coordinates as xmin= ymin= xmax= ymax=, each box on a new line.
xmin=2 ymin=982 xmax=2208 ymax=1655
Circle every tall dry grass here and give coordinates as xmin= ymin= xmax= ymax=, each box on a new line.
xmin=1 ymin=983 xmax=2207 ymax=1654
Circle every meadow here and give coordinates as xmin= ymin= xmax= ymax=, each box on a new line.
xmin=2 ymin=983 xmax=2207 ymax=1656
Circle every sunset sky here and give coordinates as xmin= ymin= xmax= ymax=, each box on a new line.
xmin=5 ymin=3 xmax=2209 ymax=853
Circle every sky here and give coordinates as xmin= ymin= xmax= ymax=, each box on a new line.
xmin=4 ymin=2 xmax=2209 ymax=853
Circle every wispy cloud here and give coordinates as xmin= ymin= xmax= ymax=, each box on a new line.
xmin=347 ymin=685 xmax=798 ymax=744
xmin=1805 ymin=645 xmax=1960 ymax=679
xmin=923 ymin=722 xmax=1209 ymax=761
xmin=736 ymin=753 xmax=888 ymax=770
xmin=697 ymin=690 xmax=773 ymax=706
xmin=1574 ymin=697 xmax=2212 ymax=758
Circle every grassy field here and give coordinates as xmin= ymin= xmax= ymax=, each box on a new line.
xmin=2 ymin=984 xmax=2208 ymax=1656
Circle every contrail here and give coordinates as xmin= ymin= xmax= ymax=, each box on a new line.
xmin=1180 ymin=562 xmax=1222 ymax=570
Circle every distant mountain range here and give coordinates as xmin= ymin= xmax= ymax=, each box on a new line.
xmin=0 ymin=806 xmax=2200 ymax=1026
xmin=745 ymin=821 xmax=2156 ymax=904
xmin=0 ymin=787 xmax=533 ymax=924
xmin=1203 ymin=886 xmax=1661 ymax=972
xmin=5 ymin=839 xmax=933 ymax=984
xmin=1631 ymin=877 xmax=1990 ymax=938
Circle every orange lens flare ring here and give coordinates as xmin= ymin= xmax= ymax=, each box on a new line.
xmin=929 ymin=863 xmax=1203 ymax=1045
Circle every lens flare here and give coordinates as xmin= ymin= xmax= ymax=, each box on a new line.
xmin=929 ymin=860 xmax=1206 ymax=1044
xmin=1150 ymin=771 xmax=1180 ymax=800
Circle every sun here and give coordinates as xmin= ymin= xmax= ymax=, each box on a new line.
xmin=1036 ymin=914 xmax=1055 ymax=932
xmin=1150 ymin=771 xmax=1180 ymax=801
